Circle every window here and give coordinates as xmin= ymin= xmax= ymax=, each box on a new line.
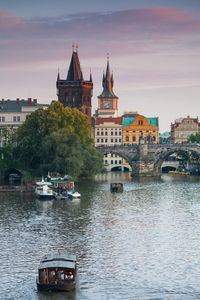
xmin=105 ymin=138 xmax=108 ymax=143
xmin=132 ymin=136 xmax=136 ymax=141
xmin=119 ymin=131 xmax=122 ymax=135
xmin=0 ymin=117 xmax=5 ymax=122
xmin=105 ymin=131 xmax=108 ymax=135
xmin=104 ymin=160 xmax=108 ymax=164
xmin=97 ymin=131 xmax=99 ymax=136
xmin=104 ymin=153 xmax=107 ymax=157
xmin=111 ymin=138 xmax=113 ymax=142
xmin=115 ymin=131 xmax=117 ymax=135
xmin=17 ymin=116 xmax=20 ymax=122
xmin=13 ymin=116 xmax=16 ymax=122
xmin=101 ymin=139 xmax=103 ymax=142
xmin=126 ymin=136 xmax=129 ymax=142
xmin=115 ymin=139 xmax=117 ymax=142
xmin=139 ymin=120 xmax=143 ymax=125
xmin=111 ymin=131 xmax=113 ymax=135
xmin=97 ymin=139 xmax=99 ymax=143
xmin=111 ymin=160 xmax=113 ymax=164
xmin=119 ymin=160 xmax=122 ymax=164
xmin=115 ymin=160 xmax=117 ymax=164
xmin=119 ymin=139 xmax=121 ymax=143
xmin=101 ymin=131 xmax=103 ymax=136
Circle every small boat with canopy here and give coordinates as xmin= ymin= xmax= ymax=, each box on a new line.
xmin=36 ymin=252 xmax=77 ymax=292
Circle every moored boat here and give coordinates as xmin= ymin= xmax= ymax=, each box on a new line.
xmin=36 ymin=252 xmax=77 ymax=292
xmin=110 ymin=182 xmax=123 ymax=193
xmin=35 ymin=178 xmax=55 ymax=200
xmin=67 ymin=190 xmax=81 ymax=199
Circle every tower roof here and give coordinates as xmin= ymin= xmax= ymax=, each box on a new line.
xmin=67 ymin=50 xmax=83 ymax=81
xmin=98 ymin=57 xmax=118 ymax=99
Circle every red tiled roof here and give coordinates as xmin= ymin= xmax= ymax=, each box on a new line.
xmin=96 ymin=117 xmax=122 ymax=125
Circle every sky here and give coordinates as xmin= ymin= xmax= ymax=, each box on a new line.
xmin=0 ymin=0 xmax=200 ymax=132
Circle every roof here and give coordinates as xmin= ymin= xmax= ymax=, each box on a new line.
xmin=122 ymin=116 xmax=159 ymax=127
xmin=96 ymin=117 xmax=122 ymax=125
xmin=98 ymin=59 xmax=118 ymax=99
xmin=67 ymin=51 xmax=83 ymax=81
xmin=0 ymin=99 xmax=48 ymax=112
xmin=38 ymin=253 xmax=76 ymax=270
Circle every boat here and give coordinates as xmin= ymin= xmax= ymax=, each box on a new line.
xmin=67 ymin=190 xmax=81 ymax=199
xmin=110 ymin=183 xmax=123 ymax=193
xmin=35 ymin=178 xmax=55 ymax=200
xmin=36 ymin=252 xmax=77 ymax=292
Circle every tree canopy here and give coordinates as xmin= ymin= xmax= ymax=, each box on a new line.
xmin=188 ymin=130 xmax=200 ymax=143
xmin=12 ymin=102 xmax=103 ymax=178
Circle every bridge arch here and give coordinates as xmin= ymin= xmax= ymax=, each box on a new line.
xmin=154 ymin=147 xmax=200 ymax=175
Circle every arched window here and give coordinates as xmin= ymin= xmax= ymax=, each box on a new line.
xmin=132 ymin=136 xmax=136 ymax=141
xmin=126 ymin=136 xmax=129 ymax=142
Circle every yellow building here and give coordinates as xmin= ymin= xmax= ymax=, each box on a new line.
xmin=122 ymin=112 xmax=159 ymax=144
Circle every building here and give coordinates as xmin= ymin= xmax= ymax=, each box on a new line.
xmin=171 ymin=116 xmax=199 ymax=143
xmin=94 ymin=117 xmax=131 ymax=171
xmin=96 ymin=58 xmax=118 ymax=118
xmin=0 ymin=98 xmax=48 ymax=146
xmin=94 ymin=117 xmax=122 ymax=147
xmin=56 ymin=44 xmax=93 ymax=120
xmin=122 ymin=112 xmax=159 ymax=144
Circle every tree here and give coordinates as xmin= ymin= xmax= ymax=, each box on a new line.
xmin=188 ymin=130 xmax=200 ymax=143
xmin=40 ymin=128 xmax=103 ymax=179
xmin=12 ymin=102 xmax=103 ymax=177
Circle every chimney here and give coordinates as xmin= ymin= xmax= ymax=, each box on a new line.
xmin=28 ymin=98 xmax=32 ymax=104
xmin=2 ymin=98 xmax=4 ymax=104
xmin=33 ymin=98 xmax=37 ymax=104
xmin=16 ymin=98 xmax=20 ymax=105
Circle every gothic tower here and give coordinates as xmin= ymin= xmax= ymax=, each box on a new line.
xmin=56 ymin=44 xmax=93 ymax=120
xmin=97 ymin=57 xmax=118 ymax=118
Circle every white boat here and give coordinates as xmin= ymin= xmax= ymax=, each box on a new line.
xmin=67 ymin=190 xmax=81 ymax=199
xmin=35 ymin=178 xmax=55 ymax=200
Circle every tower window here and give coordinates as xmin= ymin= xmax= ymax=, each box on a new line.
xmin=126 ymin=136 xmax=129 ymax=142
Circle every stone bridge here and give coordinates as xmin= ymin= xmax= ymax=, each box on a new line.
xmin=97 ymin=143 xmax=200 ymax=177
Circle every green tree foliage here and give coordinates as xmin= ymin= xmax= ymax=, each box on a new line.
xmin=177 ymin=150 xmax=199 ymax=164
xmin=188 ymin=130 xmax=200 ymax=143
xmin=13 ymin=102 xmax=103 ymax=177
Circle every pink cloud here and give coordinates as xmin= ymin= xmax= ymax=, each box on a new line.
xmin=0 ymin=10 xmax=23 ymax=28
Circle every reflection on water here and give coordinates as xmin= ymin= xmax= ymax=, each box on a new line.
xmin=0 ymin=173 xmax=200 ymax=300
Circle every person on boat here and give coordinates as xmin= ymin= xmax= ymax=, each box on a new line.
xmin=42 ymin=269 xmax=47 ymax=284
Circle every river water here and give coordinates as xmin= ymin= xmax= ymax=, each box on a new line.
xmin=0 ymin=173 xmax=200 ymax=300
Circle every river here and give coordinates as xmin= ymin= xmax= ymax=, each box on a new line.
xmin=0 ymin=173 xmax=200 ymax=300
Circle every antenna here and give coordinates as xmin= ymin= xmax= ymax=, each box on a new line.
xmin=76 ymin=42 xmax=78 ymax=52
xmin=72 ymin=42 xmax=75 ymax=52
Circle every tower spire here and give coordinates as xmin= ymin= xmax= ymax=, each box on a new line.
xmin=57 ymin=68 xmax=60 ymax=81
xmin=67 ymin=47 xmax=83 ymax=81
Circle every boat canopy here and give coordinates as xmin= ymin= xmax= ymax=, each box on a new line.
xmin=38 ymin=253 xmax=76 ymax=270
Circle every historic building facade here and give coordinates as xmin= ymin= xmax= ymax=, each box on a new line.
xmin=56 ymin=45 xmax=93 ymax=120
xmin=122 ymin=112 xmax=159 ymax=144
xmin=0 ymin=98 xmax=48 ymax=146
xmin=96 ymin=58 xmax=118 ymax=118
xmin=171 ymin=116 xmax=199 ymax=143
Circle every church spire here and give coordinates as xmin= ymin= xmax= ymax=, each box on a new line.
xmin=98 ymin=56 xmax=118 ymax=98
xmin=67 ymin=43 xmax=83 ymax=81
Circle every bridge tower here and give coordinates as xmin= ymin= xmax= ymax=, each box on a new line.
xmin=56 ymin=43 xmax=93 ymax=121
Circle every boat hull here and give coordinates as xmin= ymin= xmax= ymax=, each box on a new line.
xmin=37 ymin=280 xmax=75 ymax=292
xmin=36 ymin=194 xmax=55 ymax=200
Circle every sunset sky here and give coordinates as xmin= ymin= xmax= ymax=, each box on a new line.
xmin=0 ymin=0 xmax=200 ymax=132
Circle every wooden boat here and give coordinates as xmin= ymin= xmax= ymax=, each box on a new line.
xmin=110 ymin=182 xmax=123 ymax=193
xmin=37 ymin=252 xmax=77 ymax=292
